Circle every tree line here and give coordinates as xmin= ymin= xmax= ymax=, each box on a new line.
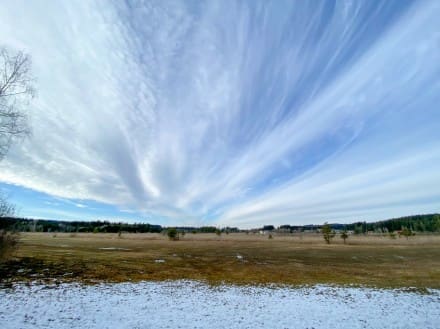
xmin=0 ymin=217 xmax=163 ymax=233
xmin=1 ymin=213 xmax=439 ymax=234
xmin=0 ymin=217 xmax=241 ymax=234
xmin=343 ymin=214 xmax=440 ymax=233
xmin=271 ymin=214 xmax=440 ymax=233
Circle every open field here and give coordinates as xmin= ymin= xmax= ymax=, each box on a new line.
xmin=1 ymin=232 xmax=440 ymax=288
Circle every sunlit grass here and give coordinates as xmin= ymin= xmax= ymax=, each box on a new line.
xmin=1 ymin=232 xmax=439 ymax=288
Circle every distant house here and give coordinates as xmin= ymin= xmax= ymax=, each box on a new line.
xmin=260 ymin=225 xmax=275 ymax=235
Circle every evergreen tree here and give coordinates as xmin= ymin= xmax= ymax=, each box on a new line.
xmin=322 ymin=223 xmax=335 ymax=244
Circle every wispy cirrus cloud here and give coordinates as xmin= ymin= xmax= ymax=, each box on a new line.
xmin=0 ymin=0 xmax=439 ymax=227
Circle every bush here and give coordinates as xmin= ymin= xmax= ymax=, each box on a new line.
xmin=400 ymin=227 xmax=415 ymax=240
xmin=0 ymin=229 xmax=18 ymax=261
xmin=167 ymin=228 xmax=178 ymax=240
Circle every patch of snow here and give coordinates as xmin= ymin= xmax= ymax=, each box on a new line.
xmin=154 ymin=259 xmax=165 ymax=263
xmin=98 ymin=247 xmax=131 ymax=251
xmin=0 ymin=281 xmax=438 ymax=329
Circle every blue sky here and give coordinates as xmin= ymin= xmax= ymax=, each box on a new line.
xmin=0 ymin=0 xmax=439 ymax=228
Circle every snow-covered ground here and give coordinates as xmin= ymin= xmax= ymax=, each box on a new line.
xmin=0 ymin=281 xmax=439 ymax=329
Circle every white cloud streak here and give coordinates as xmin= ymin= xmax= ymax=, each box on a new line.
xmin=0 ymin=0 xmax=439 ymax=227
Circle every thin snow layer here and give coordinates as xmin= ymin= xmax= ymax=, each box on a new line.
xmin=0 ymin=281 xmax=439 ymax=329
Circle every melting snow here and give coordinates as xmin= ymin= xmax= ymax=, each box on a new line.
xmin=0 ymin=281 xmax=438 ymax=328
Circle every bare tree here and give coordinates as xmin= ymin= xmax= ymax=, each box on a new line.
xmin=0 ymin=47 xmax=33 ymax=261
xmin=0 ymin=192 xmax=17 ymax=261
xmin=0 ymin=192 xmax=15 ymax=217
xmin=0 ymin=46 xmax=35 ymax=160
xmin=340 ymin=230 xmax=348 ymax=244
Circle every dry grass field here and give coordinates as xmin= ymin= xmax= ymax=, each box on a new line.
xmin=1 ymin=232 xmax=440 ymax=289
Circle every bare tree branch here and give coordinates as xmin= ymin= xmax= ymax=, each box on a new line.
xmin=0 ymin=192 xmax=15 ymax=218
xmin=0 ymin=46 xmax=35 ymax=160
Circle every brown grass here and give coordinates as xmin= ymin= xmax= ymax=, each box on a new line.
xmin=1 ymin=232 xmax=439 ymax=288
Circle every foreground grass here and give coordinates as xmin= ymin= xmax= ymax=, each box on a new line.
xmin=1 ymin=232 xmax=440 ymax=288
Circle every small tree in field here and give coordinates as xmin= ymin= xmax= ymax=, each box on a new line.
xmin=400 ymin=227 xmax=414 ymax=240
xmin=167 ymin=227 xmax=178 ymax=241
xmin=322 ymin=222 xmax=335 ymax=244
xmin=340 ymin=230 xmax=348 ymax=244
xmin=215 ymin=229 xmax=221 ymax=236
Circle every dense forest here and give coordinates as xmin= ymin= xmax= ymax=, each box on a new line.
xmin=0 ymin=213 xmax=439 ymax=233
xmin=0 ymin=217 xmax=239 ymax=234
xmin=0 ymin=218 xmax=163 ymax=233
xmin=279 ymin=214 xmax=440 ymax=233
xmin=345 ymin=214 xmax=440 ymax=233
